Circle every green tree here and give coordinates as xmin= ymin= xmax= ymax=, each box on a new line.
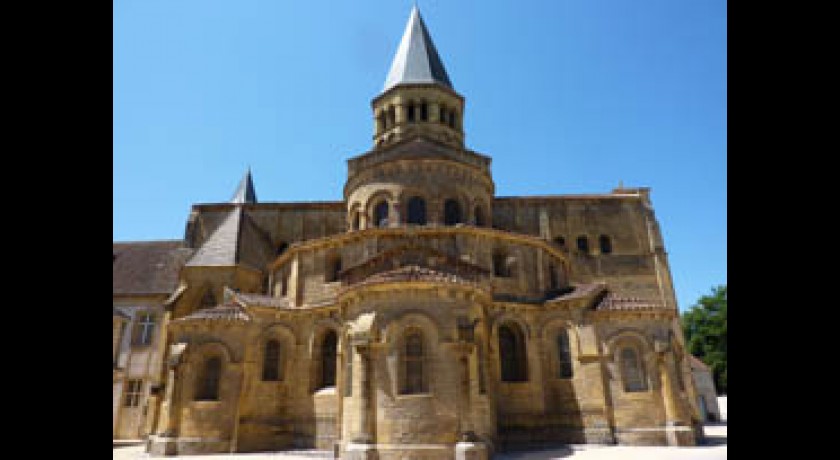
xmin=681 ymin=285 xmax=727 ymax=394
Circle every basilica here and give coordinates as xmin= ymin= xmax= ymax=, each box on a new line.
xmin=113 ymin=7 xmax=704 ymax=459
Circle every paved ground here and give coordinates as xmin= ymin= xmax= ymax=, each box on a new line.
xmin=115 ymin=398 xmax=727 ymax=459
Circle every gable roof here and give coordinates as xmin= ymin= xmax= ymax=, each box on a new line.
xmin=113 ymin=240 xmax=193 ymax=295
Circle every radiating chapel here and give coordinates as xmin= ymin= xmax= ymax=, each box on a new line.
xmin=113 ymin=7 xmax=705 ymax=459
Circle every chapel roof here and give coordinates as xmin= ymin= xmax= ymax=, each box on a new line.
xmin=113 ymin=240 xmax=193 ymax=295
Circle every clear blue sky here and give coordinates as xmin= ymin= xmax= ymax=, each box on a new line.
xmin=114 ymin=0 xmax=726 ymax=312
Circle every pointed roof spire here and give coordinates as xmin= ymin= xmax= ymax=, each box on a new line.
xmin=383 ymin=5 xmax=453 ymax=92
xmin=230 ymin=168 xmax=257 ymax=204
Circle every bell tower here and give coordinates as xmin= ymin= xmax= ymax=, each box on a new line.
xmin=372 ymin=6 xmax=465 ymax=149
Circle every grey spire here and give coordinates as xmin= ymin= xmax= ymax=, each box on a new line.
xmin=230 ymin=168 xmax=257 ymax=204
xmin=383 ymin=6 xmax=453 ymax=92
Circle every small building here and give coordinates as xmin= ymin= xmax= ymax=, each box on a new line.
xmin=689 ymin=355 xmax=722 ymax=422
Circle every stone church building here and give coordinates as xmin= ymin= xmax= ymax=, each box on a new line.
xmin=114 ymin=7 xmax=705 ymax=459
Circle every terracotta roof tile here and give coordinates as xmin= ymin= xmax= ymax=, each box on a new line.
xmin=594 ymin=293 xmax=667 ymax=312
xmin=176 ymin=302 xmax=251 ymax=323
xmin=234 ymin=292 xmax=292 ymax=309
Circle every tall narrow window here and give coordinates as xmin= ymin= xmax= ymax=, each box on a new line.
xmin=493 ymin=251 xmax=512 ymax=277
xmin=620 ymin=347 xmax=647 ymax=392
xmin=131 ymin=313 xmax=156 ymax=347
xmin=420 ymin=102 xmax=428 ymax=121
xmin=477 ymin=345 xmax=487 ymax=394
xmin=351 ymin=212 xmax=360 ymax=231
xmin=123 ymin=379 xmax=143 ymax=407
xmin=374 ymin=201 xmax=389 ymax=228
xmin=387 ymin=106 xmax=396 ymax=128
xmin=262 ymin=340 xmax=281 ymax=381
xmin=444 ymin=199 xmax=462 ymax=225
xmin=599 ymin=235 xmax=612 ymax=254
xmin=407 ymin=102 xmax=416 ymax=122
xmin=557 ymin=330 xmax=573 ymax=378
xmin=320 ymin=331 xmax=337 ymax=389
xmin=576 ymin=236 xmax=590 ymax=254
xmin=499 ymin=323 xmax=527 ymax=382
xmin=439 ymin=106 xmax=447 ymax=125
xmin=474 ymin=206 xmax=485 ymax=227
xmin=325 ymin=253 xmax=342 ymax=282
xmin=548 ymin=263 xmax=559 ymax=290
xmin=449 ymin=110 xmax=456 ymax=128
xmin=196 ymin=357 xmax=222 ymax=400
xmin=407 ymin=196 xmax=426 ymax=225
xmin=200 ymin=289 xmax=217 ymax=309
xmin=403 ymin=330 xmax=426 ymax=394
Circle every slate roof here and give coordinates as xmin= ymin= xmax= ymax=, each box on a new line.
xmin=113 ymin=241 xmax=193 ymax=295
xmin=186 ymin=206 xmax=274 ymax=271
xmin=688 ymin=354 xmax=711 ymax=372
xmin=383 ymin=6 xmax=453 ymax=92
xmin=230 ymin=169 xmax=257 ymax=204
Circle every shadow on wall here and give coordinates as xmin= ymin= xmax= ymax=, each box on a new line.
xmin=496 ymin=445 xmax=574 ymax=459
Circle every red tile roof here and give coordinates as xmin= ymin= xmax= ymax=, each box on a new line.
xmin=594 ymin=293 xmax=668 ymax=311
xmin=176 ymin=302 xmax=251 ymax=323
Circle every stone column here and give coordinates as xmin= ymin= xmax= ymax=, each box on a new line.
xmin=658 ymin=353 xmax=683 ymax=425
xmin=345 ymin=344 xmax=376 ymax=460
xmin=658 ymin=352 xmax=695 ymax=446
xmin=354 ymin=344 xmax=372 ymax=443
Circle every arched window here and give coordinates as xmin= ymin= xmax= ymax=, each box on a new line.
xmin=320 ymin=330 xmax=337 ymax=389
xmin=449 ymin=110 xmax=456 ymax=128
xmin=377 ymin=112 xmax=386 ymax=132
xmin=407 ymin=196 xmax=427 ymax=225
xmin=387 ymin=106 xmax=396 ymax=128
xmin=499 ymin=323 xmax=527 ymax=382
xmin=407 ymin=102 xmax=416 ymax=122
xmin=493 ymin=251 xmax=512 ymax=278
xmin=553 ymin=236 xmax=566 ymax=249
xmin=374 ymin=201 xmax=389 ymax=228
xmin=548 ymin=263 xmax=559 ymax=290
xmin=325 ymin=253 xmax=342 ymax=282
xmin=599 ymin=235 xmax=612 ymax=254
xmin=620 ymin=347 xmax=647 ymax=392
xmin=262 ymin=340 xmax=281 ymax=381
xmin=402 ymin=329 xmax=426 ymax=394
xmin=576 ymin=236 xmax=590 ymax=253
xmin=556 ymin=330 xmax=573 ymax=378
xmin=420 ymin=102 xmax=428 ymax=121
xmin=199 ymin=289 xmax=216 ymax=309
xmin=444 ymin=199 xmax=462 ymax=225
xmin=196 ymin=356 xmax=221 ymax=400
xmin=474 ymin=205 xmax=485 ymax=227
xmin=351 ymin=212 xmax=360 ymax=231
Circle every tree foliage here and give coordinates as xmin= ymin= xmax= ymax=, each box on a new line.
xmin=681 ymin=285 xmax=727 ymax=394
